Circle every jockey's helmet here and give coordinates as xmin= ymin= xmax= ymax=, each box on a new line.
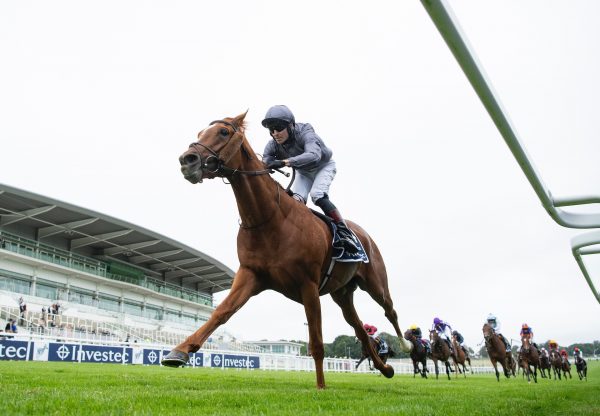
xmin=574 ymin=347 xmax=580 ymax=352
xmin=409 ymin=324 xmax=418 ymax=330
xmin=487 ymin=313 xmax=496 ymax=322
xmin=433 ymin=317 xmax=441 ymax=326
xmin=522 ymin=323 xmax=529 ymax=329
xmin=550 ymin=339 xmax=557 ymax=345
xmin=261 ymin=105 xmax=295 ymax=128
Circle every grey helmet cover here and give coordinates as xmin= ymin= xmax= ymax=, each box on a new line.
xmin=261 ymin=105 xmax=295 ymax=127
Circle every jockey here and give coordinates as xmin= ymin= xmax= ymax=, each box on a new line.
xmin=432 ymin=317 xmax=453 ymax=353
xmin=363 ymin=323 xmax=387 ymax=355
xmin=548 ymin=340 xmax=559 ymax=353
xmin=560 ymin=349 xmax=570 ymax=364
xmin=519 ymin=323 xmax=537 ymax=349
xmin=486 ymin=313 xmax=511 ymax=353
xmin=409 ymin=324 xmax=431 ymax=354
xmin=262 ymin=105 xmax=359 ymax=253
xmin=574 ymin=347 xmax=584 ymax=363
xmin=539 ymin=347 xmax=548 ymax=358
xmin=452 ymin=330 xmax=468 ymax=356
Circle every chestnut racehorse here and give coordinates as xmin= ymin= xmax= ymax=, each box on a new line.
xmin=404 ymin=329 xmax=429 ymax=378
xmin=429 ymin=330 xmax=452 ymax=380
xmin=550 ymin=350 xmax=563 ymax=380
xmin=451 ymin=336 xmax=471 ymax=377
xmin=561 ymin=354 xmax=573 ymax=379
xmin=161 ymin=112 xmax=412 ymax=389
xmin=482 ymin=323 xmax=516 ymax=381
xmin=518 ymin=336 xmax=538 ymax=383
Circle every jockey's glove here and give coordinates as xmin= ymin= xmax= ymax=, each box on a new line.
xmin=266 ymin=160 xmax=285 ymax=169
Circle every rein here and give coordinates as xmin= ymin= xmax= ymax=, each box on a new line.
xmin=190 ymin=120 xmax=290 ymax=178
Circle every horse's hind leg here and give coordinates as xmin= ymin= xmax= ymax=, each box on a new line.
xmin=355 ymin=257 xmax=411 ymax=353
xmin=162 ymin=267 xmax=261 ymax=367
xmin=330 ymin=286 xmax=394 ymax=378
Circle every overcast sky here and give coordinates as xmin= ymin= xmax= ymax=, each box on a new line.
xmin=1 ymin=1 xmax=599 ymax=350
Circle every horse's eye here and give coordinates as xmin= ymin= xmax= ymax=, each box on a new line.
xmin=220 ymin=128 xmax=229 ymax=136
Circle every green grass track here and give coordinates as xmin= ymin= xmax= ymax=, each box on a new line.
xmin=1 ymin=361 xmax=598 ymax=415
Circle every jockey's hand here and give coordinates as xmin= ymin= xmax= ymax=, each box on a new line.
xmin=266 ymin=160 xmax=285 ymax=169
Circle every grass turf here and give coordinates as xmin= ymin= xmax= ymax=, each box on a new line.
xmin=1 ymin=360 xmax=598 ymax=415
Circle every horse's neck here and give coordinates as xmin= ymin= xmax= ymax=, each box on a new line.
xmin=229 ymin=149 xmax=284 ymax=228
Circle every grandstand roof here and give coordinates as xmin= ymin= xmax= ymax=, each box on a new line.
xmin=0 ymin=183 xmax=234 ymax=293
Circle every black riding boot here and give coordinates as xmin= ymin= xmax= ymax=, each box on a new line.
xmin=314 ymin=197 xmax=360 ymax=253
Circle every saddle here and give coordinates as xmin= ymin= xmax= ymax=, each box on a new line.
xmin=419 ymin=339 xmax=431 ymax=353
xmin=376 ymin=337 xmax=389 ymax=355
xmin=311 ymin=209 xmax=369 ymax=293
xmin=310 ymin=209 xmax=368 ymax=262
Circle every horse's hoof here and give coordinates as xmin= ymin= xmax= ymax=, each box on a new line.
xmin=381 ymin=365 xmax=394 ymax=379
xmin=161 ymin=349 xmax=189 ymax=367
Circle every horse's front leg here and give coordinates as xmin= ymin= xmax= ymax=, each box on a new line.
xmin=491 ymin=358 xmax=500 ymax=382
xmin=162 ymin=267 xmax=261 ymax=366
xmin=302 ymin=284 xmax=326 ymax=389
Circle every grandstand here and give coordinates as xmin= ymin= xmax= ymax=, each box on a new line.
xmin=0 ymin=183 xmax=264 ymax=353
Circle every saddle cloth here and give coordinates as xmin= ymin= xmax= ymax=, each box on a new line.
xmin=311 ymin=209 xmax=369 ymax=263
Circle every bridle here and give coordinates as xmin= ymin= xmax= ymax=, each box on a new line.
xmin=188 ymin=120 xmax=291 ymax=179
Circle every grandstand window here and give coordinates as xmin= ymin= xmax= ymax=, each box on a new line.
xmin=0 ymin=275 xmax=31 ymax=295
xmin=123 ymin=301 xmax=143 ymax=317
xmin=36 ymin=283 xmax=57 ymax=300
xmin=181 ymin=313 xmax=197 ymax=325
xmin=144 ymin=305 xmax=162 ymax=320
xmin=164 ymin=309 xmax=181 ymax=322
xmin=98 ymin=295 xmax=120 ymax=313
xmin=272 ymin=345 xmax=285 ymax=354
xmin=69 ymin=288 xmax=95 ymax=306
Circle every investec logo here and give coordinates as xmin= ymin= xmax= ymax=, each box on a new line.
xmin=212 ymin=354 xmax=258 ymax=368
xmin=50 ymin=343 xmax=130 ymax=363
xmin=0 ymin=340 xmax=29 ymax=361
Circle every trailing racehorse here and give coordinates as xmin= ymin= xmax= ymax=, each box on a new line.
xmin=561 ymin=353 xmax=573 ymax=379
xmin=575 ymin=356 xmax=588 ymax=381
xmin=518 ymin=336 xmax=538 ymax=383
xmin=355 ymin=336 xmax=395 ymax=371
xmin=429 ymin=330 xmax=452 ymax=380
xmin=404 ymin=329 xmax=429 ymax=378
xmin=539 ymin=350 xmax=552 ymax=379
xmin=451 ymin=335 xmax=471 ymax=377
xmin=550 ymin=350 xmax=562 ymax=380
xmin=482 ymin=323 xmax=516 ymax=381
xmin=161 ymin=112 xmax=412 ymax=389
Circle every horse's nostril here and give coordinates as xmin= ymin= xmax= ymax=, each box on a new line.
xmin=182 ymin=154 xmax=199 ymax=166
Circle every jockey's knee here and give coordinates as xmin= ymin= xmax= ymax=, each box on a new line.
xmin=292 ymin=193 xmax=306 ymax=204
xmin=312 ymin=192 xmax=330 ymax=206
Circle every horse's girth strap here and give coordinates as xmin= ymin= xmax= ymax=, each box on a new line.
xmin=319 ymin=258 xmax=336 ymax=294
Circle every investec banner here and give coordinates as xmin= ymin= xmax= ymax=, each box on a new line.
xmin=209 ymin=353 xmax=260 ymax=369
xmin=48 ymin=343 xmax=133 ymax=364
xmin=0 ymin=339 xmax=32 ymax=361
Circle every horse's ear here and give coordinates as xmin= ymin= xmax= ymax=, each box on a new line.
xmin=232 ymin=110 xmax=249 ymax=130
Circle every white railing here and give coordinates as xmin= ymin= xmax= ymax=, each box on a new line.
xmin=420 ymin=0 xmax=600 ymax=303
